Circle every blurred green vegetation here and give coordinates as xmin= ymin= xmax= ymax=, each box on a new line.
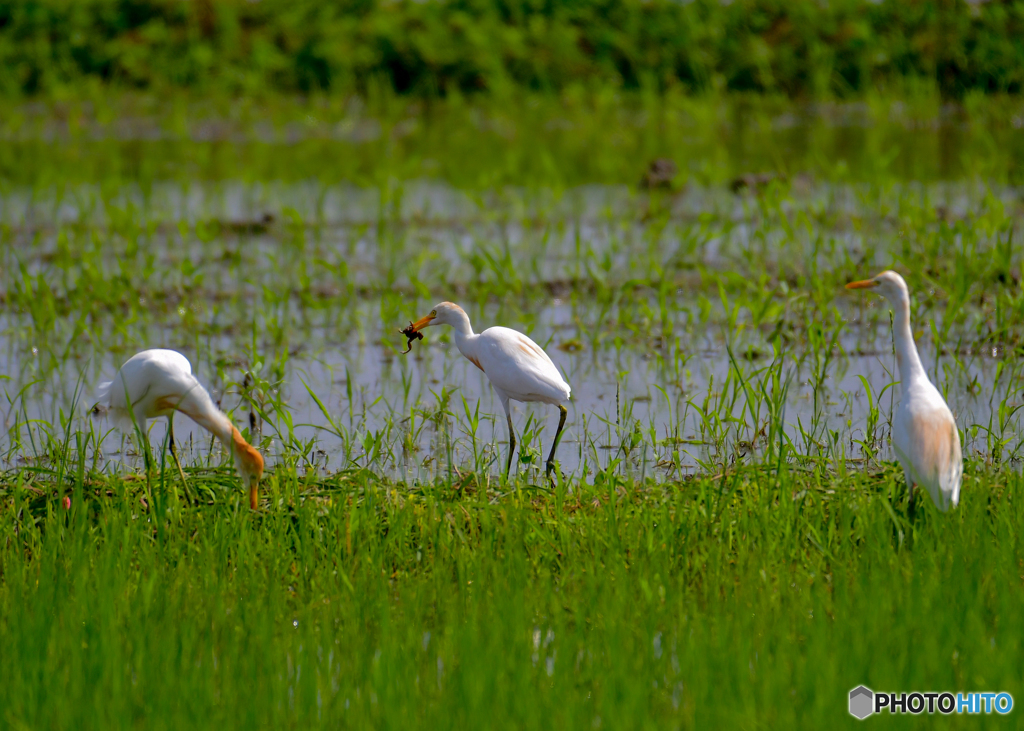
xmin=2 ymin=0 xmax=1024 ymax=100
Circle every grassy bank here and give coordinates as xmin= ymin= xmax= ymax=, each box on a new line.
xmin=1 ymin=463 xmax=1021 ymax=729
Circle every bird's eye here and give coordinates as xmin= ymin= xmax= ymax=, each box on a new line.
xmin=431 ymin=310 xmax=437 ymax=316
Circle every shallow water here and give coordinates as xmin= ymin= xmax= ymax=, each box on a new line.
xmin=3 ymin=175 xmax=1021 ymax=482
xmin=1 ymin=312 xmax=1015 ymax=481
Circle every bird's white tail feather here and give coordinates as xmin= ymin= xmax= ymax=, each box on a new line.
xmin=91 ymin=380 xmax=113 ymax=419
xmin=92 ymin=379 xmax=139 ymax=431
xmin=91 ymin=384 xmax=111 ymax=417
xmin=95 ymin=380 xmax=113 ymax=403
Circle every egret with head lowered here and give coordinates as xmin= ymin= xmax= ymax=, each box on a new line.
xmin=846 ymin=271 xmax=962 ymax=511
xmin=405 ymin=302 xmax=571 ymax=479
xmin=96 ymin=349 xmax=264 ymax=509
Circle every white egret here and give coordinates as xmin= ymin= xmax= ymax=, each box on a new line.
xmin=96 ymin=349 xmax=264 ymax=509
xmin=406 ymin=302 xmax=571 ymax=478
xmin=846 ymin=271 xmax=962 ymax=511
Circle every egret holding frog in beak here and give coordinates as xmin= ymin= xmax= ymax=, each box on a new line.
xmin=403 ymin=302 xmax=571 ymax=479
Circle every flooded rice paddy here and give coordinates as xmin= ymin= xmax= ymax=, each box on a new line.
xmin=3 ymin=99 xmax=1024 ymax=484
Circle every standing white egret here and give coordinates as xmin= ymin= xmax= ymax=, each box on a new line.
xmin=96 ymin=349 xmax=264 ymax=509
xmin=846 ymin=271 xmax=962 ymax=511
xmin=405 ymin=302 xmax=571 ymax=478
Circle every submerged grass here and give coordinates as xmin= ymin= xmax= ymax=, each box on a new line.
xmin=1 ymin=462 xmax=1022 ymax=729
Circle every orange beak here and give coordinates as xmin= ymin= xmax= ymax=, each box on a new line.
xmin=409 ymin=314 xmax=435 ymax=333
xmin=845 ymin=279 xmax=878 ymax=290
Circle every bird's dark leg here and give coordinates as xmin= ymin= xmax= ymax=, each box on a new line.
xmin=168 ymin=416 xmax=188 ymax=485
xmin=546 ymin=405 xmax=568 ymax=477
xmin=137 ymin=416 xmax=152 ymax=475
xmin=505 ymin=413 xmax=516 ymax=479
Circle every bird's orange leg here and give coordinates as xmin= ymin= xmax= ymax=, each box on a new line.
xmin=545 ymin=405 xmax=568 ymax=478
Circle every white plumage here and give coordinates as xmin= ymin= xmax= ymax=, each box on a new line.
xmin=847 ymin=271 xmax=962 ymax=511
xmin=96 ymin=348 xmax=264 ymax=508
xmin=407 ymin=302 xmax=571 ymax=477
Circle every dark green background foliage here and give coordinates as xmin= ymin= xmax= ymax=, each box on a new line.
xmin=2 ymin=0 xmax=1024 ymax=98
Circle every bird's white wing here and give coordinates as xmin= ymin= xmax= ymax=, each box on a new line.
xmin=892 ymin=401 xmax=914 ymax=484
xmin=109 ymin=350 xmax=191 ymax=405
xmin=474 ymin=327 xmax=570 ymax=405
xmin=945 ymin=425 xmax=963 ymax=508
xmin=100 ymin=349 xmax=197 ymax=425
xmin=900 ymin=390 xmax=962 ymax=511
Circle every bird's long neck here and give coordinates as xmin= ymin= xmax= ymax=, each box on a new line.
xmin=447 ymin=309 xmax=479 ymax=361
xmin=177 ymin=379 xmax=236 ymax=448
xmin=174 ymin=378 xmax=262 ymax=502
xmin=206 ymin=412 xmax=237 ymax=450
xmin=890 ymin=291 xmax=927 ymax=385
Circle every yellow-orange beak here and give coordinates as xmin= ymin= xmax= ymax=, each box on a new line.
xmin=845 ymin=279 xmax=878 ymax=290
xmin=409 ymin=314 xmax=435 ymax=333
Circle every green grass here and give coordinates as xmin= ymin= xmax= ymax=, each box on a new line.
xmin=0 ymin=463 xmax=1021 ymax=729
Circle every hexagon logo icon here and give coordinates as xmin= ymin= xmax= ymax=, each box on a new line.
xmin=849 ymin=686 xmax=874 ymax=719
